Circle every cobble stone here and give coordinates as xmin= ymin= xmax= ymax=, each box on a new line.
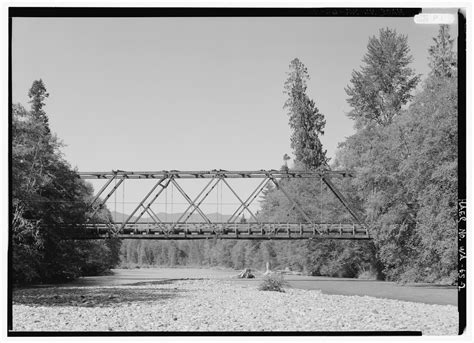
xmin=12 ymin=280 xmax=458 ymax=334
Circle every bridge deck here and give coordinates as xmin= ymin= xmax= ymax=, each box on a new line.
xmin=59 ymin=222 xmax=371 ymax=240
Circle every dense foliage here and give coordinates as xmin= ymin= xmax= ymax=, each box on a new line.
xmin=345 ymin=28 xmax=420 ymax=127
xmin=258 ymin=273 xmax=288 ymax=292
xmin=428 ymin=25 xmax=457 ymax=79
xmin=336 ymin=25 xmax=458 ymax=283
xmin=11 ymin=80 xmax=121 ymax=284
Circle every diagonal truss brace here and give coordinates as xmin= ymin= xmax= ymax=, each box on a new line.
xmin=227 ymin=178 xmax=270 ymax=223
xmin=269 ymin=176 xmax=320 ymax=234
xmin=89 ymin=178 xmax=124 ymax=220
xmin=322 ymin=176 xmax=364 ymax=225
xmin=90 ymin=174 xmax=117 ymax=207
xmin=221 ymin=178 xmax=261 ymax=223
xmin=171 ymin=178 xmax=212 ymax=224
xmin=177 ymin=177 xmax=221 ymax=225
xmin=140 ymin=205 xmax=166 ymax=232
xmin=132 ymin=178 xmax=172 ymax=226
xmin=120 ymin=176 xmax=168 ymax=229
xmin=84 ymin=173 xmax=123 ymax=234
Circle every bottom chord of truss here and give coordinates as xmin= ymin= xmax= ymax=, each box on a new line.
xmin=58 ymin=222 xmax=371 ymax=240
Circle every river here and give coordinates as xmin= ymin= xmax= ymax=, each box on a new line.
xmin=59 ymin=267 xmax=456 ymax=306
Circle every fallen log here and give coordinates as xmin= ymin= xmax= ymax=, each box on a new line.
xmin=238 ymin=268 xmax=255 ymax=278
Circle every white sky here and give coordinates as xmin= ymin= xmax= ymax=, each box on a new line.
xmin=11 ymin=14 xmax=458 ymax=216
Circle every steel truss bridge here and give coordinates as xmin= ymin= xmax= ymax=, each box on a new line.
xmin=60 ymin=169 xmax=371 ymax=240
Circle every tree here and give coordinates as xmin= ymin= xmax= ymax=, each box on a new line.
xmin=12 ymin=80 xmax=121 ymax=284
xmin=398 ymin=75 xmax=457 ymax=283
xmin=345 ymin=28 xmax=420 ymax=127
xmin=11 ymin=100 xmax=59 ymax=283
xmin=231 ymin=241 xmax=247 ymax=269
xmin=284 ymin=58 xmax=328 ymax=170
xmin=336 ymin=27 xmax=458 ymax=283
xmin=28 ymin=79 xmax=50 ymax=134
xmin=428 ymin=25 xmax=457 ymax=78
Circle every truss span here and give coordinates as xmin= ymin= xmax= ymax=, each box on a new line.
xmin=63 ymin=169 xmax=371 ymax=240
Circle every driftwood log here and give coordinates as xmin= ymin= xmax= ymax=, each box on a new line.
xmin=263 ymin=261 xmax=272 ymax=276
xmin=238 ymin=268 xmax=255 ymax=278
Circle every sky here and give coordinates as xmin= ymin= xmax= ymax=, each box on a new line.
xmin=11 ymin=14 xmax=458 ymax=216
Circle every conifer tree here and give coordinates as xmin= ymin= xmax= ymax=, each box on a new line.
xmin=428 ymin=25 xmax=457 ymax=78
xmin=283 ymin=58 xmax=328 ymax=170
xmin=28 ymin=79 xmax=50 ymax=134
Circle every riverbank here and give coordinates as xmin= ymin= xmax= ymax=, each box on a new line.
xmin=12 ymin=278 xmax=457 ymax=334
xmin=47 ymin=267 xmax=457 ymax=306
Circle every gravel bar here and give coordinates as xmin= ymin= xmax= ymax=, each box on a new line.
xmin=12 ymin=279 xmax=458 ymax=334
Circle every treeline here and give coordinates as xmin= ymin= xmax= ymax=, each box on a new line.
xmin=120 ymin=26 xmax=458 ymax=284
xmin=120 ymin=239 xmax=374 ymax=279
xmin=11 ymin=80 xmax=121 ymax=284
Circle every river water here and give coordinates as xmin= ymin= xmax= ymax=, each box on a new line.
xmin=61 ymin=267 xmax=457 ymax=306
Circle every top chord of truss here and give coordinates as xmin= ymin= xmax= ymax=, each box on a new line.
xmin=77 ymin=169 xmax=354 ymax=179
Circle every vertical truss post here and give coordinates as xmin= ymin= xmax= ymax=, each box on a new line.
xmin=171 ymin=178 xmax=212 ymax=224
xmin=132 ymin=178 xmax=172 ymax=225
xmin=227 ymin=178 xmax=269 ymax=223
xmin=270 ymin=176 xmax=320 ymax=234
xmin=120 ymin=176 xmax=167 ymax=229
xmin=221 ymin=178 xmax=260 ymax=223
xmin=178 ymin=176 xmax=220 ymax=224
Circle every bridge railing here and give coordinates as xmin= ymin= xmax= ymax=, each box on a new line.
xmin=56 ymin=222 xmax=370 ymax=239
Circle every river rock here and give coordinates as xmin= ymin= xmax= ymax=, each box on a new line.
xmin=12 ymin=279 xmax=458 ymax=334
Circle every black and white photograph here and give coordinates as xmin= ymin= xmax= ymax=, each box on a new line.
xmin=4 ymin=3 xmax=469 ymax=337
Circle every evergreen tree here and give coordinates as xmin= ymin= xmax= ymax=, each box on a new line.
xmin=28 ymin=79 xmax=50 ymax=134
xmin=12 ymin=80 xmax=121 ymax=284
xmin=284 ymin=58 xmax=328 ymax=170
xmin=428 ymin=25 xmax=457 ymax=78
xmin=345 ymin=28 xmax=420 ymax=127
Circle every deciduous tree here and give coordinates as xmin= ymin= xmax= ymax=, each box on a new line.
xmin=345 ymin=28 xmax=420 ymax=127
